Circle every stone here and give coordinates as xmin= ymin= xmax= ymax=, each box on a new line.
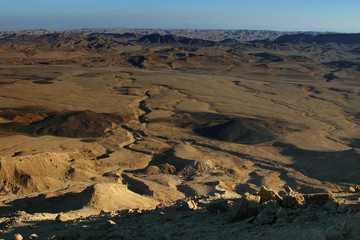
xmin=159 ymin=163 xmax=176 ymax=174
xmin=258 ymin=186 xmax=282 ymax=204
xmin=323 ymin=200 xmax=338 ymax=212
xmin=345 ymin=186 xmax=356 ymax=193
xmin=14 ymin=234 xmax=23 ymax=240
xmin=244 ymin=192 xmax=261 ymax=203
xmin=56 ymin=213 xmax=69 ymax=223
xmin=182 ymin=200 xmax=197 ymax=210
xmin=303 ymin=192 xmax=335 ymax=206
xmin=226 ymin=198 xmax=258 ymax=223
xmin=284 ymin=186 xmax=293 ymax=193
xmin=275 ymin=207 xmax=288 ymax=223
xmin=145 ymin=165 xmax=161 ymax=175
xmin=119 ymin=209 xmax=130 ymax=215
xmin=255 ymin=201 xmax=280 ymax=225
xmin=282 ymin=195 xmax=303 ymax=208
xmin=206 ymin=199 xmax=229 ymax=213
xmin=281 ymin=187 xmax=305 ymax=209
xmin=350 ymin=195 xmax=359 ymax=200
xmin=29 ymin=234 xmax=39 ymax=239
xmin=105 ymin=220 xmax=117 ymax=228
xmin=324 ymin=222 xmax=349 ymax=239
xmin=337 ymin=204 xmax=348 ymax=214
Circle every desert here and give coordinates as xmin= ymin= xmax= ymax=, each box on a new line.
xmin=0 ymin=30 xmax=359 ymax=239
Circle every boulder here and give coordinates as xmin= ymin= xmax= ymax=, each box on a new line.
xmin=29 ymin=234 xmax=39 ymax=239
xmin=56 ymin=213 xmax=69 ymax=223
xmin=255 ymin=201 xmax=280 ymax=225
xmin=206 ymin=199 xmax=229 ymax=213
xmin=14 ymin=234 xmax=23 ymax=240
xmin=244 ymin=192 xmax=261 ymax=203
xmin=258 ymin=186 xmax=282 ymax=203
xmin=303 ymin=192 xmax=335 ymax=206
xmin=182 ymin=200 xmax=198 ymax=210
xmin=145 ymin=165 xmax=161 ymax=175
xmin=275 ymin=207 xmax=289 ymax=223
xmin=227 ymin=198 xmax=258 ymax=223
xmin=159 ymin=163 xmax=176 ymax=174
xmin=105 ymin=220 xmax=117 ymax=228
xmin=281 ymin=187 xmax=305 ymax=208
xmin=337 ymin=204 xmax=348 ymax=214
xmin=346 ymin=186 xmax=356 ymax=193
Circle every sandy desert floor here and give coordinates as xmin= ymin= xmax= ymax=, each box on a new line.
xmin=0 ymin=32 xmax=359 ymax=239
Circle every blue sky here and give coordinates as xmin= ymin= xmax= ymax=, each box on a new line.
xmin=0 ymin=0 xmax=359 ymax=32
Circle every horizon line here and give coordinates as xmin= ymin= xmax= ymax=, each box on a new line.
xmin=1 ymin=26 xmax=357 ymax=34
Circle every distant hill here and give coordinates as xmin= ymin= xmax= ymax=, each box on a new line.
xmin=65 ymin=28 xmax=330 ymax=42
xmin=136 ymin=34 xmax=215 ymax=46
xmin=0 ymin=28 xmax=331 ymax=42
xmin=269 ymin=33 xmax=360 ymax=45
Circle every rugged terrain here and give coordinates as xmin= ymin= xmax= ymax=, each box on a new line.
xmin=0 ymin=31 xmax=359 ymax=239
xmin=0 ymin=28 xmax=328 ymax=42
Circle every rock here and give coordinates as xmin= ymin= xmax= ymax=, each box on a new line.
xmin=226 ymin=198 xmax=258 ymax=223
xmin=275 ymin=207 xmax=288 ymax=223
xmin=355 ymin=185 xmax=360 ymax=193
xmin=284 ymin=186 xmax=293 ymax=193
xmin=206 ymin=199 xmax=229 ymax=213
xmin=303 ymin=192 xmax=335 ymax=206
xmin=106 ymin=233 xmax=121 ymax=239
xmin=105 ymin=220 xmax=117 ymax=228
xmin=14 ymin=234 xmax=23 ymax=240
xmin=56 ymin=213 xmax=69 ymax=223
xmin=255 ymin=201 xmax=280 ymax=225
xmin=281 ymin=187 xmax=305 ymax=209
xmin=324 ymin=222 xmax=349 ymax=240
xmin=244 ymin=192 xmax=261 ymax=203
xmin=29 ymin=234 xmax=39 ymax=239
xmin=346 ymin=186 xmax=356 ymax=193
xmin=100 ymin=209 xmax=108 ymax=214
xmin=258 ymin=186 xmax=282 ymax=204
xmin=159 ymin=163 xmax=176 ymax=174
xmin=282 ymin=195 xmax=304 ymax=208
xmin=350 ymin=195 xmax=359 ymax=201
xmin=145 ymin=165 xmax=161 ymax=175
xmin=119 ymin=209 xmax=131 ymax=215
xmin=337 ymin=204 xmax=348 ymax=214
xmin=182 ymin=200 xmax=198 ymax=210
xmin=323 ymin=200 xmax=338 ymax=212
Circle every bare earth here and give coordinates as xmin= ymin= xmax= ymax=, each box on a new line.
xmin=0 ymin=32 xmax=360 ymax=239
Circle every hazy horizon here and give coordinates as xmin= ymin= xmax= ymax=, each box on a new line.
xmin=1 ymin=0 xmax=360 ymax=33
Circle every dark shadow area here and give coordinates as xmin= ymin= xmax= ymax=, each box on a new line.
xmin=128 ymin=56 xmax=146 ymax=68
xmin=0 ymin=108 xmax=127 ymax=138
xmin=147 ymin=149 xmax=199 ymax=175
xmin=249 ymin=52 xmax=284 ymax=63
xmin=0 ymin=81 xmax=16 ymax=84
xmin=32 ymin=80 xmax=53 ymax=84
xmin=121 ymin=174 xmax=153 ymax=196
xmin=323 ymin=60 xmax=358 ymax=69
xmin=194 ymin=118 xmax=277 ymax=145
xmin=324 ymin=73 xmax=337 ymax=82
xmin=176 ymin=184 xmax=198 ymax=197
xmin=273 ymin=142 xmax=360 ymax=184
xmin=348 ymin=139 xmax=360 ymax=149
xmin=0 ymin=186 xmax=94 ymax=216
xmin=148 ymin=111 xmax=282 ymax=145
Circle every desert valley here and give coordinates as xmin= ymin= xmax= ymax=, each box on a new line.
xmin=0 ymin=30 xmax=359 ymax=239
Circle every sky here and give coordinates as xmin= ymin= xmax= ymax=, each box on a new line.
xmin=0 ymin=0 xmax=359 ymax=32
